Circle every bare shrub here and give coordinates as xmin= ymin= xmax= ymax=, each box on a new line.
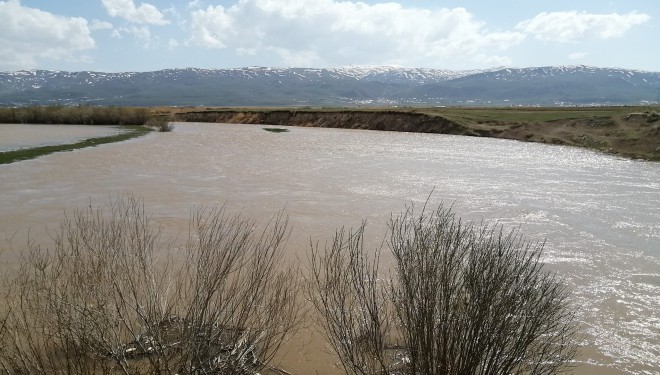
xmin=308 ymin=203 xmax=579 ymax=375
xmin=0 ymin=196 xmax=302 ymax=374
xmin=308 ymin=224 xmax=399 ymax=375
xmin=145 ymin=115 xmax=174 ymax=132
xmin=648 ymin=111 xmax=659 ymax=123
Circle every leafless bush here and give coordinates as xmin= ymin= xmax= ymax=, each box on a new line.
xmin=647 ymin=111 xmax=659 ymax=123
xmin=308 ymin=203 xmax=579 ymax=375
xmin=145 ymin=115 xmax=174 ymax=132
xmin=308 ymin=224 xmax=400 ymax=375
xmin=0 ymin=195 xmax=302 ymax=374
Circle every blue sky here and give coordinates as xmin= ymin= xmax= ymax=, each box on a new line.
xmin=1 ymin=0 xmax=658 ymax=72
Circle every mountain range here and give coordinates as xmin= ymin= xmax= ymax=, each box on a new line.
xmin=1 ymin=65 xmax=659 ymax=107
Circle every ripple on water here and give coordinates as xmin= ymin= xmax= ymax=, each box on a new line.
xmin=0 ymin=123 xmax=658 ymax=374
xmin=0 ymin=124 xmax=125 ymax=152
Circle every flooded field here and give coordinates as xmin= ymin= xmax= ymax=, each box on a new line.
xmin=0 ymin=124 xmax=125 ymax=152
xmin=0 ymin=122 xmax=658 ymax=374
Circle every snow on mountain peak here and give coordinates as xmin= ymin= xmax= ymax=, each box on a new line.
xmin=1 ymin=65 xmax=658 ymax=106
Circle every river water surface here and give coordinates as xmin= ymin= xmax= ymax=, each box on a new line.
xmin=0 ymin=123 xmax=658 ymax=374
xmin=0 ymin=124 xmax=125 ymax=152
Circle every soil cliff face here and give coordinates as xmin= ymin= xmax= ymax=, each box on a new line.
xmin=168 ymin=108 xmax=660 ymax=161
xmin=174 ymin=110 xmax=472 ymax=135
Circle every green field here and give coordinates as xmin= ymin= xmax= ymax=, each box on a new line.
xmin=419 ymin=106 xmax=659 ymax=123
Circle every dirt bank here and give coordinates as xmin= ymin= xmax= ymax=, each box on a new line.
xmin=174 ymin=110 xmax=472 ymax=135
xmin=168 ymin=108 xmax=660 ymax=161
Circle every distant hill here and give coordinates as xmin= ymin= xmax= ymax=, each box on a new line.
xmin=1 ymin=66 xmax=659 ymax=106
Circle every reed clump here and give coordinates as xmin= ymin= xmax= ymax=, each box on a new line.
xmin=145 ymin=115 xmax=174 ymax=132
xmin=0 ymin=105 xmax=149 ymax=125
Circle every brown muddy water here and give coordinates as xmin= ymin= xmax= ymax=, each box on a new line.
xmin=0 ymin=123 xmax=658 ymax=374
xmin=0 ymin=123 xmax=126 ymax=152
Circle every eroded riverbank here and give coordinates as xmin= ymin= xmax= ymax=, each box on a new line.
xmin=168 ymin=107 xmax=660 ymax=161
xmin=3 ymin=106 xmax=658 ymax=164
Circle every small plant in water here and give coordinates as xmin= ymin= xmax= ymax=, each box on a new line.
xmin=145 ymin=115 xmax=174 ymax=132
xmin=263 ymin=127 xmax=289 ymax=133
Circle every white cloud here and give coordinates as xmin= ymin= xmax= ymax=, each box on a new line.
xmin=188 ymin=0 xmax=203 ymax=9
xmin=480 ymin=54 xmax=512 ymax=67
xmin=0 ymin=0 xmax=95 ymax=70
xmin=517 ymin=11 xmax=650 ymax=43
xmin=125 ymin=25 xmax=152 ymax=44
xmin=163 ymin=5 xmax=179 ymax=17
xmin=101 ymin=0 xmax=169 ymax=25
xmin=90 ymin=19 xmax=114 ymax=31
xmin=111 ymin=25 xmax=155 ymax=46
xmin=187 ymin=0 xmax=525 ymax=68
xmin=168 ymin=38 xmax=180 ymax=50
xmin=568 ymin=51 xmax=587 ymax=60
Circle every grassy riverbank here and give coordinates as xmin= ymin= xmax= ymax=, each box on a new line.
xmin=422 ymin=106 xmax=660 ymax=161
xmin=0 ymin=126 xmax=152 ymax=165
xmin=0 ymin=106 xmax=174 ymax=164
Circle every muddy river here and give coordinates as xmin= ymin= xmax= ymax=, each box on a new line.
xmin=0 ymin=123 xmax=125 ymax=152
xmin=0 ymin=123 xmax=658 ymax=374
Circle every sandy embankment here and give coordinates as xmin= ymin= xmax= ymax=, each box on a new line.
xmin=171 ymin=109 xmax=660 ymax=161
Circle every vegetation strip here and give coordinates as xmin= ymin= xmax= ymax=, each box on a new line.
xmin=0 ymin=126 xmax=152 ymax=165
xmin=262 ymin=127 xmax=289 ymax=133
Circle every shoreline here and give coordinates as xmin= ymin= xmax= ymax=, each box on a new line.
xmin=2 ymin=105 xmax=658 ymax=164
xmin=168 ymin=107 xmax=660 ymax=161
xmin=0 ymin=125 xmax=152 ymax=165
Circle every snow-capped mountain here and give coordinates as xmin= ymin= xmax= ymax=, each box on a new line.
xmin=1 ymin=66 xmax=658 ymax=106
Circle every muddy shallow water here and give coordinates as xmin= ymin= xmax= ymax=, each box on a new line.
xmin=0 ymin=124 xmax=125 ymax=152
xmin=0 ymin=122 xmax=658 ymax=374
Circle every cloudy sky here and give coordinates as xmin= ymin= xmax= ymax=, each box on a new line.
xmin=1 ymin=0 xmax=657 ymax=72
